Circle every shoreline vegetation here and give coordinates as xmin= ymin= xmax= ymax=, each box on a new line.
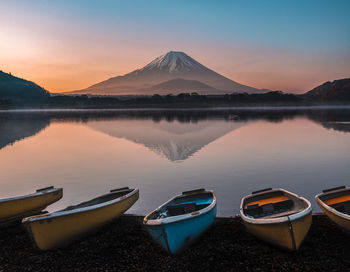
xmin=2 ymin=105 xmax=350 ymax=112
xmin=1 ymin=70 xmax=349 ymax=110
xmin=1 ymin=91 xmax=350 ymax=110
xmin=1 ymin=214 xmax=349 ymax=271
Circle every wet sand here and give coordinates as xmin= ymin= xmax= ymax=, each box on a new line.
xmin=0 ymin=214 xmax=349 ymax=271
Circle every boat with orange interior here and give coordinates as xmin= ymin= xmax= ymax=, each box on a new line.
xmin=240 ymin=188 xmax=312 ymax=250
xmin=315 ymin=186 xmax=350 ymax=232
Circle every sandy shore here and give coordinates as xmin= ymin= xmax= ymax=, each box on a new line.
xmin=0 ymin=214 xmax=349 ymax=271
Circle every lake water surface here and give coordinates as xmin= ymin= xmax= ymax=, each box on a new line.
xmin=1 ymin=109 xmax=349 ymax=215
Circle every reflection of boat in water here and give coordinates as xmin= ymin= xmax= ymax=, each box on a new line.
xmin=240 ymin=188 xmax=312 ymax=250
xmin=87 ymin=119 xmax=248 ymax=161
xmin=0 ymin=113 xmax=50 ymax=150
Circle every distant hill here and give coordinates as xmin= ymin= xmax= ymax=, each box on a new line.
xmin=0 ymin=71 xmax=49 ymax=102
xmin=304 ymin=78 xmax=350 ymax=101
xmin=71 ymin=51 xmax=263 ymax=95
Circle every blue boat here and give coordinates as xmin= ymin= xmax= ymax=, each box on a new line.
xmin=143 ymin=188 xmax=217 ymax=255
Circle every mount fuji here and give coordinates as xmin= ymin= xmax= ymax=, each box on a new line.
xmin=73 ymin=51 xmax=262 ymax=95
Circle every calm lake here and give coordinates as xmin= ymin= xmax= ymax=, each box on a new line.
xmin=1 ymin=109 xmax=350 ymax=215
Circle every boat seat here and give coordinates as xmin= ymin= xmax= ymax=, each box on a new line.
xmin=196 ymin=204 xmax=210 ymax=210
xmin=167 ymin=203 xmax=197 ymax=216
xmin=273 ymin=199 xmax=293 ymax=211
xmin=262 ymin=203 xmax=274 ymax=214
xmin=330 ymin=200 xmax=350 ymax=215
xmin=245 ymin=204 xmax=263 ymax=217
xmin=245 ymin=199 xmax=294 ymax=218
xmin=263 ymin=208 xmax=304 ymax=219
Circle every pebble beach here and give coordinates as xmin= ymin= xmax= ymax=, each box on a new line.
xmin=0 ymin=214 xmax=349 ymax=272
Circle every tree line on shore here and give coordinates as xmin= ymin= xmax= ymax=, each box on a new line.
xmin=1 ymin=70 xmax=349 ymax=109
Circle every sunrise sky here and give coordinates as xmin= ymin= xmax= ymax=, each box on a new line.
xmin=1 ymin=0 xmax=349 ymax=93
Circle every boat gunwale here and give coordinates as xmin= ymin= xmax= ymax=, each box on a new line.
xmin=240 ymin=188 xmax=312 ymax=225
xmin=143 ymin=190 xmax=216 ymax=226
xmin=22 ymin=188 xmax=139 ymax=223
xmin=0 ymin=187 xmax=62 ymax=203
xmin=315 ymin=187 xmax=350 ymax=220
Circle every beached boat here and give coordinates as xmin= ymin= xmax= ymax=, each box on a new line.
xmin=0 ymin=186 xmax=62 ymax=224
xmin=240 ymin=188 xmax=312 ymax=250
xmin=143 ymin=188 xmax=216 ymax=255
xmin=22 ymin=187 xmax=139 ymax=250
xmin=315 ymin=186 xmax=350 ymax=232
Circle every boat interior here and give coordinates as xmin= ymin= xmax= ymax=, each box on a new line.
xmin=243 ymin=189 xmax=308 ymax=219
xmin=148 ymin=189 xmax=213 ymax=220
xmin=319 ymin=187 xmax=350 ymax=215
xmin=59 ymin=187 xmax=134 ymax=212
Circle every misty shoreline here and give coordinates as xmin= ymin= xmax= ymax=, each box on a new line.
xmin=1 ymin=104 xmax=350 ymax=113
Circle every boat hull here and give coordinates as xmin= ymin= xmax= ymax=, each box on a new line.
xmin=242 ymin=211 xmax=312 ymax=250
xmin=316 ymin=198 xmax=350 ymax=232
xmin=23 ymin=190 xmax=139 ymax=250
xmin=145 ymin=203 xmax=216 ymax=254
xmin=0 ymin=188 xmax=63 ymax=224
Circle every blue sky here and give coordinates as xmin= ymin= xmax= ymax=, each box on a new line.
xmin=1 ymin=0 xmax=349 ymax=92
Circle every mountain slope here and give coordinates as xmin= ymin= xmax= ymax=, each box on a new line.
xmin=0 ymin=71 xmax=49 ymax=102
xmin=304 ymin=78 xmax=350 ymax=101
xmin=73 ymin=51 xmax=260 ymax=95
xmin=141 ymin=78 xmax=220 ymax=95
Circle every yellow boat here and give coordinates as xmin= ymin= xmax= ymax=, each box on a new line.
xmin=0 ymin=186 xmax=63 ymax=224
xmin=240 ymin=188 xmax=312 ymax=250
xmin=22 ymin=187 xmax=139 ymax=250
xmin=315 ymin=186 xmax=350 ymax=232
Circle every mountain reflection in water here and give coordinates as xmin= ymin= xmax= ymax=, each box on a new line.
xmin=88 ymin=119 xmax=247 ymax=161
xmin=1 ymin=109 xmax=350 ymax=155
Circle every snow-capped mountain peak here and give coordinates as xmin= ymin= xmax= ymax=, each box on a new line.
xmin=140 ymin=51 xmax=207 ymax=73
xmin=76 ymin=50 xmax=261 ymax=95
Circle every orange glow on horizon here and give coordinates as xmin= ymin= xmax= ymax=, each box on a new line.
xmin=2 ymin=48 xmax=348 ymax=94
xmin=1 ymin=20 xmax=348 ymax=94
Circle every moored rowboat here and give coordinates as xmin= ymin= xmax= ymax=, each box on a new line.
xmin=22 ymin=187 xmax=139 ymax=250
xmin=315 ymin=186 xmax=350 ymax=232
xmin=240 ymin=188 xmax=312 ymax=250
xmin=143 ymin=188 xmax=216 ymax=255
xmin=0 ymin=186 xmax=62 ymax=224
